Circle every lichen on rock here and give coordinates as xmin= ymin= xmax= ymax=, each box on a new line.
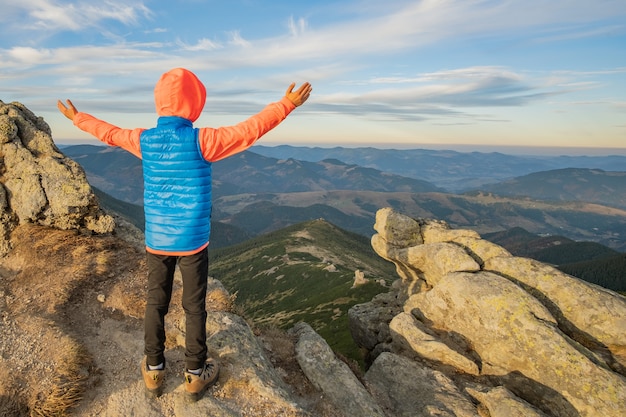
xmin=350 ymin=207 xmax=626 ymax=417
xmin=0 ymin=100 xmax=114 ymax=255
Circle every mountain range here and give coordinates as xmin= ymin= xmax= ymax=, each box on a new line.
xmin=251 ymin=144 xmax=626 ymax=192
xmin=476 ymin=167 xmax=626 ymax=209
xmin=65 ymin=144 xmax=626 ymax=253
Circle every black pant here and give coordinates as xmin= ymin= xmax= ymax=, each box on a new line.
xmin=144 ymin=248 xmax=208 ymax=370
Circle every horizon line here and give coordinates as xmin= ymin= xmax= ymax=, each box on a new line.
xmin=56 ymin=138 xmax=626 ymax=157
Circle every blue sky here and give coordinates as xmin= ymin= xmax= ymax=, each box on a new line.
xmin=1 ymin=0 xmax=625 ymax=154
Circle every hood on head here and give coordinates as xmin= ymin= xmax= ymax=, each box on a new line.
xmin=154 ymin=68 xmax=206 ymax=122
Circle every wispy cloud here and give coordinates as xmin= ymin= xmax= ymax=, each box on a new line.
xmin=1 ymin=0 xmax=625 ymax=148
xmin=324 ymin=67 xmax=555 ymax=106
xmin=227 ymin=31 xmax=251 ymax=48
xmin=5 ymin=0 xmax=152 ymax=31
xmin=288 ymin=16 xmax=308 ymax=37
xmin=177 ymin=38 xmax=222 ymax=52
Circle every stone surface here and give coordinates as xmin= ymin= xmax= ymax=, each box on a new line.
xmin=372 ymin=207 xmax=423 ymax=247
xmin=351 ymin=208 xmax=626 ymax=417
xmin=485 ymin=255 xmax=626 ymax=369
xmin=291 ymin=322 xmax=385 ymax=417
xmin=389 ymin=312 xmax=479 ymax=375
xmin=0 ymin=100 xmax=114 ymax=255
xmin=205 ymin=312 xmax=309 ymax=417
xmin=466 ymin=386 xmax=549 ymax=417
xmin=364 ymin=352 xmax=480 ymax=417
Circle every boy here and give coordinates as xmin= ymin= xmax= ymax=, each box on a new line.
xmin=58 ymin=68 xmax=311 ymax=400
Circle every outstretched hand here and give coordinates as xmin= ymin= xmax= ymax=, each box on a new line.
xmin=285 ymin=82 xmax=312 ymax=107
xmin=57 ymin=99 xmax=78 ymax=121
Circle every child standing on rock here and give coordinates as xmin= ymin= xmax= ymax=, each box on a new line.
xmin=58 ymin=68 xmax=311 ymax=400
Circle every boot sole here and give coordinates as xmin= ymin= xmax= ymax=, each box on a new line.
xmin=184 ymin=391 xmax=202 ymax=402
xmin=145 ymin=386 xmax=163 ymax=399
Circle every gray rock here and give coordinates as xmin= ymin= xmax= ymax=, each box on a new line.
xmin=409 ymin=271 xmax=626 ymax=417
xmin=0 ymin=101 xmax=114 ymax=255
xmin=291 ymin=322 xmax=385 ymax=417
xmin=348 ymin=290 xmax=401 ymax=352
xmin=466 ymin=386 xmax=548 ymax=417
xmin=389 ymin=312 xmax=479 ymax=375
xmin=354 ymin=208 xmax=626 ymax=417
xmin=364 ymin=352 xmax=480 ymax=417
xmin=486 ymin=255 xmax=626 ymax=369
xmin=372 ymin=233 xmax=480 ymax=288
xmin=373 ymin=207 xmax=423 ymax=247
xmin=205 ymin=312 xmax=310 ymax=416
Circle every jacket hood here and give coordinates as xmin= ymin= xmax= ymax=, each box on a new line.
xmin=154 ymin=68 xmax=206 ymax=122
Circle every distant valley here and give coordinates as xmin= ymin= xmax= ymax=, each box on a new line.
xmin=252 ymin=144 xmax=626 ymax=192
xmin=66 ymin=144 xmax=626 ymax=333
xmin=474 ymin=168 xmax=626 ymax=210
xmin=63 ymin=144 xmax=626 ymax=252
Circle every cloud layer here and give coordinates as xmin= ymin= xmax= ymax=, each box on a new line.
xmin=1 ymin=0 xmax=625 ymax=149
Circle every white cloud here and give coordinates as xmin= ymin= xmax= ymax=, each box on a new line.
xmin=288 ymin=16 xmax=307 ymax=37
xmin=177 ymin=38 xmax=222 ymax=52
xmin=7 ymin=46 xmax=53 ymax=63
xmin=5 ymin=0 xmax=152 ymax=31
xmin=228 ymin=31 xmax=251 ymax=48
xmin=313 ymin=66 xmax=566 ymax=123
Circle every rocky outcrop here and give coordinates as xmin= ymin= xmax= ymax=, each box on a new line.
xmin=2 ymin=207 xmax=625 ymax=417
xmin=349 ymin=207 xmax=626 ymax=417
xmin=0 ymin=100 xmax=114 ymax=255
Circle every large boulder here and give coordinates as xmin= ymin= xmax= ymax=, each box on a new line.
xmin=350 ymin=207 xmax=626 ymax=417
xmin=0 ymin=100 xmax=114 ymax=255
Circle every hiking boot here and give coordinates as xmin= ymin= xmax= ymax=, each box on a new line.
xmin=184 ymin=358 xmax=220 ymax=401
xmin=141 ymin=356 xmax=165 ymax=398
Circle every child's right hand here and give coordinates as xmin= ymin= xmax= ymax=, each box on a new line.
xmin=285 ymin=82 xmax=312 ymax=107
xmin=57 ymin=99 xmax=79 ymax=121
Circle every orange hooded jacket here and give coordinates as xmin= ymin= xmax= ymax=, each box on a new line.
xmin=72 ymin=68 xmax=297 ymax=254
xmin=72 ymin=68 xmax=296 ymax=163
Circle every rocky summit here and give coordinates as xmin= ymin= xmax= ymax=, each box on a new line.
xmin=349 ymin=207 xmax=626 ymax=417
xmin=0 ymin=100 xmax=114 ymax=255
xmin=0 ymin=102 xmax=624 ymax=416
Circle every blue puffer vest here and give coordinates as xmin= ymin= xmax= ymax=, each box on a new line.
xmin=140 ymin=116 xmax=212 ymax=253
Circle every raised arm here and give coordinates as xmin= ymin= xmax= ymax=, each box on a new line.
xmin=199 ymin=82 xmax=312 ymax=162
xmin=56 ymin=99 xmax=143 ymax=158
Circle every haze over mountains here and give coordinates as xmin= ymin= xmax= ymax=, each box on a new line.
xmin=63 ymin=144 xmax=626 ymax=253
xmin=252 ymin=144 xmax=626 ymax=192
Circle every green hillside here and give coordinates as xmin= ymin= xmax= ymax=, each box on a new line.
xmin=483 ymin=227 xmax=619 ymax=264
xmin=478 ymin=168 xmax=626 ymax=209
xmin=559 ymin=255 xmax=626 ymax=293
xmin=208 ymin=219 xmax=396 ymax=363
xmin=484 ymin=226 xmax=625 ymax=292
